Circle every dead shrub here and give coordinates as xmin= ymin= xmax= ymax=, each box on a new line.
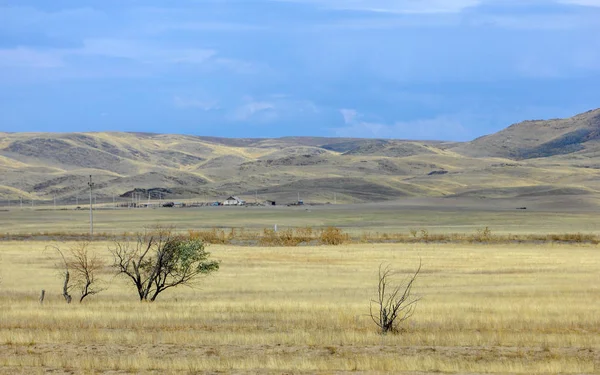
xmin=320 ymin=227 xmax=348 ymax=245
xmin=188 ymin=229 xmax=227 ymax=244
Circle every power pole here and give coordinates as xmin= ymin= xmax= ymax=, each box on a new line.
xmin=20 ymin=196 xmax=22 ymax=210
xmin=53 ymin=195 xmax=56 ymax=211
xmin=88 ymin=175 xmax=95 ymax=239
xmin=334 ymin=192 xmax=337 ymax=205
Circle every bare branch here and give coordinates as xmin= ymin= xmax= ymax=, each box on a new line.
xmin=47 ymin=243 xmax=105 ymax=303
xmin=46 ymin=245 xmax=72 ymax=303
xmin=369 ymin=260 xmax=421 ymax=334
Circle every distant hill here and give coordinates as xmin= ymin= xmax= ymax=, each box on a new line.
xmin=1 ymin=108 xmax=600 ymax=203
xmin=453 ymin=109 xmax=600 ymax=159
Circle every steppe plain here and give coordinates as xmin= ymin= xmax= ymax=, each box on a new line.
xmin=1 ymin=109 xmax=600 ymax=374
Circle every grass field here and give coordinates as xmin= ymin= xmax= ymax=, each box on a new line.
xmin=3 ymin=197 xmax=600 ymax=237
xmin=1 ymin=239 xmax=599 ymax=374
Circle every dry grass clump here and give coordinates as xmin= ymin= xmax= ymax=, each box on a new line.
xmin=188 ymin=228 xmax=229 ymax=244
xmin=3 ymin=226 xmax=600 ymax=247
xmin=319 ymin=226 xmax=349 ymax=245
xmin=0 ymin=231 xmax=131 ymax=241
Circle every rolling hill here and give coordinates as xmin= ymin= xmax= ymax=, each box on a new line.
xmin=453 ymin=108 xmax=600 ymax=159
xmin=1 ymin=108 xmax=600 ymax=204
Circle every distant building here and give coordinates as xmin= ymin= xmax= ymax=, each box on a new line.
xmin=266 ymin=200 xmax=276 ymax=206
xmin=223 ymin=196 xmax=245 ymax=206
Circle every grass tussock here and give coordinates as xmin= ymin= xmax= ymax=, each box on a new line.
xmin=2 ymin=226 xmax=600 ymax=246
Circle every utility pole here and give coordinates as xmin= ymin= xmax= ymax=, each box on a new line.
xmin=53 ymin=195 xmax=56 ymax=211
xmin=334 ymin=192 xmax=337 ymax=205
xmin=113 ymin=195 xmax=116 ymax=209
xmin=20 ymin=196 xmax=22 ymax=210
xmin=88 ymin=175 xmax=95 ymax=239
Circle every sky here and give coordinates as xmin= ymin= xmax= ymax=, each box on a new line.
xmin=1 ymin=0 xmax=599 ymax=141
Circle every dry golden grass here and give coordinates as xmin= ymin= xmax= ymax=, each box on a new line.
xmin=1 ymin=240 xmax=599 ymax=374
xmin=4 ymin=225 xmax=599 ymax=247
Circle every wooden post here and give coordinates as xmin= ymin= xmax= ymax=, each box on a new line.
xmin=39 ymin=289 xmax=45 ymax=304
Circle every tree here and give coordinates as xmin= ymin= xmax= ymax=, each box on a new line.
xmin=370 ymin=261 xmax=421 ymax=334
xmin=110 ymin=227 xmax=219 ymax=302
xmin=47 ymin=242 xmax=105 ymax=303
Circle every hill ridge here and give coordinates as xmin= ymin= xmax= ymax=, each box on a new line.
xmin=1 ymin=108 xmax=599 ymax=203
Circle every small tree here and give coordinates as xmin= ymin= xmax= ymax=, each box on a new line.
xmin=110 ymin=227 xmax=219 ymax=302
xmin=47 ymin=242 xmax=105 ymax=303
xmin=370 ymin=261 xmax=421 ymax=334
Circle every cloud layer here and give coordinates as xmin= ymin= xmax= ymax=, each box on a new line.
xmin=0 ymin=1 xmax=599 ymax=139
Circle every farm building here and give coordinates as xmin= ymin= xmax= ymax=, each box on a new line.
xmin=223 ymin=196 xmax=246 ymax=206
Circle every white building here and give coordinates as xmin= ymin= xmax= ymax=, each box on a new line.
xmin=223 ymin=196 xmax=245 ymax=206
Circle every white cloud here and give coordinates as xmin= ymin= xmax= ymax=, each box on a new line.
xmin=334 ymin=110 xmax=472 ymax=140
xmin=173 ymin=96 xmax=220 ymax=111
xmin=233 ymin=99 xmax=277 ymax=121
xmin=80 ymin=39 xmax=216 ymax=64
xmin=340 ymin=109 xmax=358 ymax=124
xmin=273 ymin=0 xmax=482 ymax=13
xmin=558 ymin=0 xmax=600 ymax=6
xmin=0 ymin=40 xmax=217 ymax=69
xmin=276 ymin=0 xmax=600 ymax=15
xmin=231 ymin=96 xmax=319 ymax=123
xmin=0 ymin=6 xmax=105 ymax=32
xmin=0 ymin=47 xmax=64 ymax=68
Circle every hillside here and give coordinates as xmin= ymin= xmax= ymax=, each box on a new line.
xmin=2 ymin=108 xmax=600 ymax=204
xmin=453 ymin=109 xmax=600 ymax=159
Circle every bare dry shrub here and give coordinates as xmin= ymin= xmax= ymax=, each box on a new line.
xmin=370 ymin=261 xmax=421 ymax=334
xmin=259 ymin=228 xmax=280 ymax=246
xmin=47 ymin=242 xmax=106 ymax=303
xmin=320 ymin=227 xmax=348 ymax=245
xmin=419 ymin=229 xmax=430 ymax=242
xmin=188 ymin=229 xmax=227 ymax=244
xmin=295 ymin=226 xmax=314 ymax=243
xmin=472 ymin=227 xmax=493 ymax=243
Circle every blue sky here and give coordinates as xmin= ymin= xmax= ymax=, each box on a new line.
xmin=1 ymin=0 xmax=599 ymax=141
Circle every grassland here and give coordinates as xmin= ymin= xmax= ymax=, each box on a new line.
xmin=1 ymin=241 xmax=599 ymax=374
xmin=1 ymin=200 xmax=600 ymax=374
xmin=3 ymin=198 xmax=600 ymax=237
